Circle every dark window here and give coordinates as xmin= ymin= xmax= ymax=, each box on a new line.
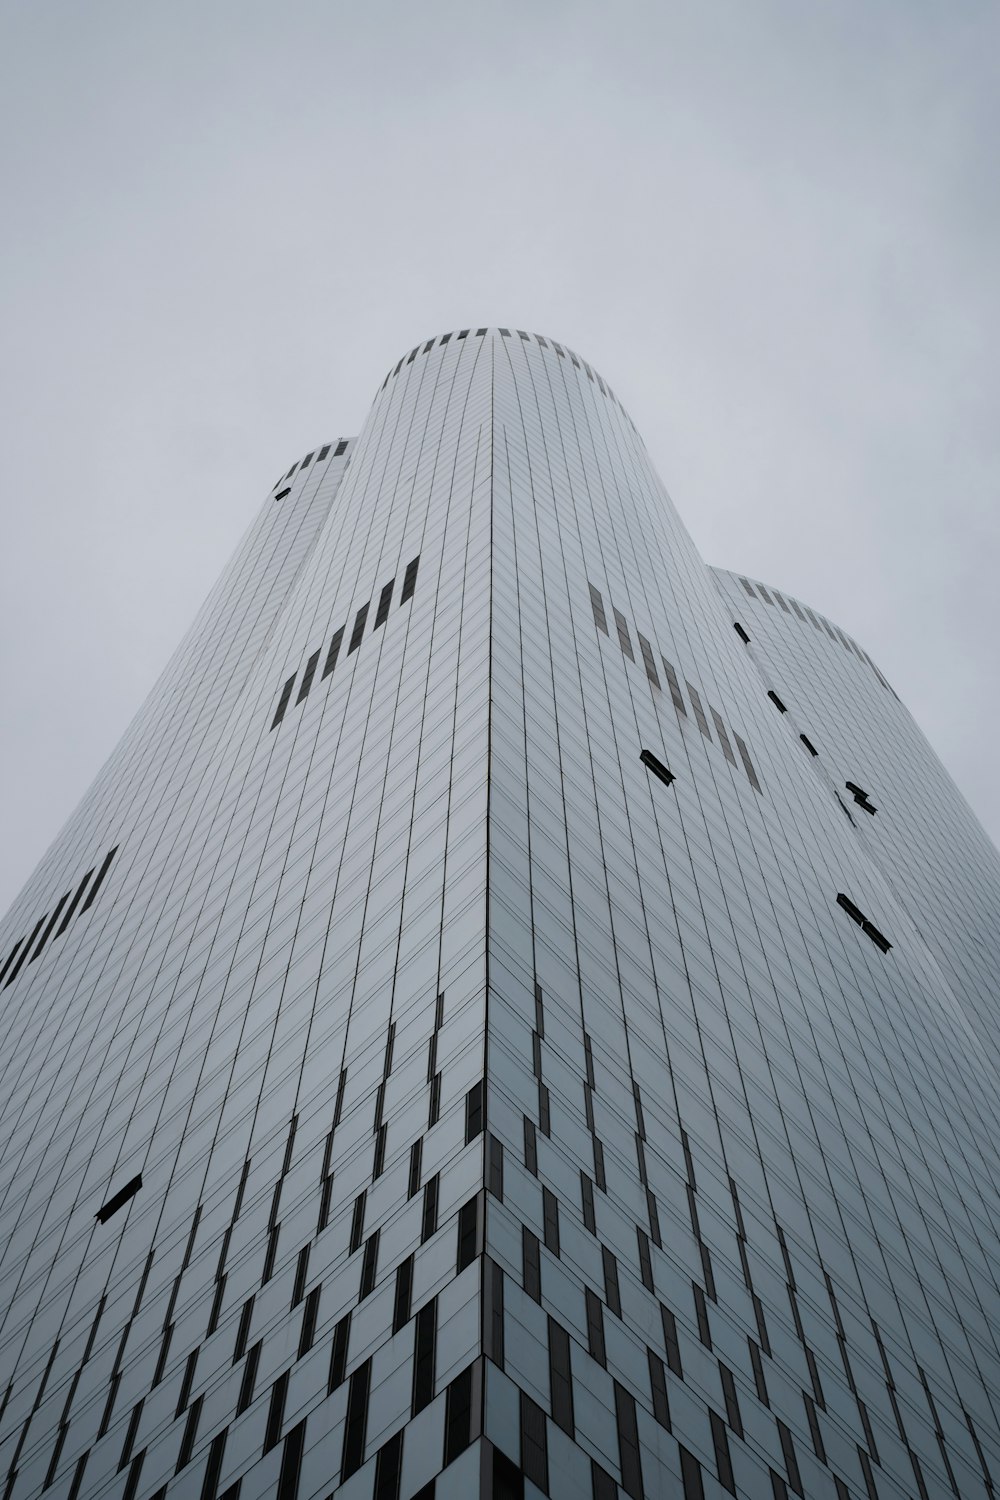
xmin=318 ymin=1174 xmax=334 ymax=1234
xmin=81 ymin=846 xmax=117 ymax=913
xmin=776 ymin=1419 xmax=803 ymax=1496
xmin=465 ymin=1081 xmax=485 ymax=1141
xmin=523 ymin=1227 xmax=541 ymax=1302
xmin=648 ymin=1348 xmax=670 ymax=1429
xmin=767 ymin=689 xmax=787 ymax=713
xmin=589 ymin=582 xmax=609 ymax=635
xmin=734 ymin=622 xmax=750 ymax=643
xmin=444 ymin=1366 xmax=474 ymax=1466
xmin=96 ymin=1175 xmax=142 ymax=1224
xmin=423 ymin=340 xmax=434 ymax=353
xmin=800 ymin=734 xmax=818 ymax=756
xmin=117 ymin=1399 xmax=143 ymax=1473
xmin=349 ymin=1191 xmax=366 ymax=1254
xmin=271 ymin=675 xmax=296 ymax=730
xmin=298 ymin=1287 xmax=319 ymax=1359
xmin=486 ymin=1258 xmax=505 ymax=1369
xmin=401 ymin=556 xmax=419 ymax=603
xmin=237 ymin=1342 xmax=261 ymax=1415
xmin=500 ymin=327 xmax=511 ymax=336
xmin=300 ymin=451 xmax=313 ymax=468
xmin=739 ymin=577 xmax=756 ymax=596
xmin=291 ymin=1245 xmax=309 ymax=1308
xmin=790 ymin=597 xmax=806 ymax=620
xmin=428 ymin=1071 xmax=441 ymax=1126
xmin=328 ymin=1314 xmax=350 ymax=1392
xmin=637 ymin=1227 xmax=654 ymax=1291
xmin=341 ymin=1359 xmax=372 ymax=1481
xmin=694 ymin=1282 xmax=712 ymax=1347
xmin=680 ymin=1446 xmax=705 ymax=1500
xmin=335 ymin=440 xmax=348 ymax=456
xmin=373 ymin=1124 xmax=387 ymax=1178
xmin=348 ymin=602 xmax=369 ymax=653
xmin=175 ymin=1394 xmax=203 ymax=1473
xmin=488 ymin=1135 xmax=504 ymax=1199
xmin=375 ymin=580 xmax=394 ymax=628
xmin=710 ymin=1410 xmax=735 ymax=1493
xmin=734 ymin=733 xmax=762 ymax=792
xmin=359 ymin=1231 xmax=379 ymax=1299
xmin=374 ymin=1431 xmax=403 ymax=1500
xmin=749 ymin=1338 xmax=769 ymax=1405
xmin=773 ymin=590 xmax=791 ymax=613
xmin=318 ymin=445 xmax=331 ymax=460
xmin=538 ymin=1081 xmax=550 ymax=1136
xmin=277 ymin=1421 xmax=306 ymax=1500
xmin=457 ymin=1196 xmax=479 ymax=1272
xmin=711 ymin=709 xmax=737 ymax=765
xmin=662 ymin=658 xmax=687 ymax=715
xmin=0 ymin=939 xmax=25 ymax=985
xmin=719 ymin=1363 xmax=743 ymax=1437
xmin=207 ymin=1275 xmax=226 ymax=1335
xmin=640 ymin=748 xmax=674 ymax=787
xmin=29 ymin=895 xmax=69 ymax=964
xmin=421 ymin=1175 xmax=439 ymax=1242
xmin=638 ymin=633 xmax=660 ymax=687
xmin=412 ymin=1300 xmax=437 ymax=1413
xmin=520 ymin=1390 xmax=548 ymax=1490
xmin=581 ymin=1173 xmax=596 ymax=1233
xmin=548 ymin=1318 xmax=574 ymax=1435
xmin=295 ymin=649 xmax=320 ymax=704
xmin=285 ymin=462 xmax=298 ymax=479
xmin=263 ymin=1372 xmax=288 ymax=1455
xmin=542 ymin=1188 xmax=560 ymax=1256
xmin=803 ymin=1392 xmax=826 ymax=1462
xmin=602 ymin=1247 xmax=621 ymax=1316
xmin=686 ymin=682 xmax=712 ymax=739
xmin=457 ymin=329 xmax=469 ymax=339
xmin=274 ymin=487 xmax=291 ymax=501
xmin=586 ymin=1288 xmax=606 ymax=1366
xmin=393 ymin=1257 xmax=413 ymax=1333
xmin=614 ymin=1382 xmax=643 ymax=1499
xmin=408 ymin=1139 xmax=422 ymax=1199
xmin=846 ymin=780 xmax=877 ymax=813
xmin=757 ymin=584 xmax=774 ymax=604
xmin=523 ymin=1116 xmax=537 ymax=1175
xmin=613 ymin=607 xmax=635 ymax=661
xmin=836 ymin=894 xmax=892 ymax=951
xmin=661 ymin=1304 xmax=682 ymax=1376
xmin=55 ymin=866 xmax=96 ymax=938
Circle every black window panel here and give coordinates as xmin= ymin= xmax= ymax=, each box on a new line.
xmin=548 ymin=1318 xmax=574 ymax=1436
xmin=803 ymin=1391 xmax=826 ymax=1462
xmin=523 ymin=1227 xmax=541 ymax=1302
xmin=542 ymin=1188 xmax=560 ymax=1256
xmin=298 ymin=1286 xmax=320 ymax=1359
xmin=523 ymin=1115 xmax=538 ymax=1175
xmin=661 ymin=1304 xmax=683 ymax=1377
xmin=640 ymin=748 xmax=674 ymax=787
xmin=767 ymin=689 xmax=787 ymax=713
xmin=719 ymin=1363 xmax=743 ymax=1437
xmin=407 ymin=1139 xmax=423 ymax=1199
xmin=322 ymin=625 xmax=345 ymax=680
xmin=686 ymin=682 xmax=713 ymax=739
xmin=710 ymin=1409 xmax=736 ymax=1494
xmin=492 ymin=1448 xmax=523 ymax=1500
xmin=428 ymin=1071 xmax=441 ymax=1126
xmin=263 ymin=1372 xmax=288 ymax=1455
xmin=680 ymin=1445 xmax=705 ymax=1500
xmin=648 ymin=1348 xmax=670 ymax=1429
xmin=749 ymin=1337 xmax=769 ymax=1405
xmin=176 ymin=1394 xmax=203 ymax=1473
xmin=637 ymin=1227 xmax=654 ymax=1292
xmin=233 ymin=1298 xmax=254 ymax=1364
xmin=81 ymin=846 xmax=117 ymax=913
xmin=0 ymin=939 xmax=25 ymax=986
xmin=602 ymin=1247 xmax=621 ymax=1316
xmin=291 ymin=1245 xmax=309 ymax=1308
xmin=359 ymin=1230 xmax=379 ymax=1299
xmin=29 ymin=893 xmax=70 ymax=964
xmin=374 ymin=579 xmax=394 ymax=628
xmin=711 ymin=709 xmax=737 ymax=766
xmin=488 ymin=1135 xmax=504 ymax=1200
xmin=593 ymin=1137 xmax=606 ymax=1191
xmin=457 ymin=1197 xmax=478 ymax=1273
xmin=295 ymin=649 xmax=320 ymax=704
xmin=271 ymin=675 xmax=296 ymax=730
xmin=401 ymin=556 xmax=419 ymax=603
xmin=638 ymin=633 xmax=660 ymax=687
xmin=262 ymin=1223 xmax=280 ymax=1283
xmin=457 ymin=329 xmax=469 ymax=338
xmin=777 ymin=1418 xmax=803 ymax=1496
xmin=237 ymin=1342 xmax=261 ymax=1415
xmin=328 ymin=1314 xmax=350 ymax=1393
xmin=421 ymin=1175 xmax=439 ymax=1243
xmin=520 ymin=1390 xmax=548 ymax=1490
xmin=694 ymin=1282 xmax=712 ymax=1347
xmin=300 ymin=451 xmax=313 ymax=467
xmin=589 ymin=582 xmax=609 ymax=635
xmin=586 ymin=1288 xmax=606 ymax=1367
xmin=444 ymin=1365 xmax=474 ymax=1467
xmin=200 ymin=1431 xmax=228 ymax=1500
xmin=486 ymin=1258 xmax=505 ymax=1369
xmin=96 ymin=1175 xmax=142 ymax=1225
xmin=800 ymin=734 xmax=819 ymax=756
xmin=393 ymin=1256 xmax=414 ymax=1333
xmin=614 ymin=1382 xmax=643 ymax=1499
xmin=613 ymin=607 xmax=635 ymax=660
xmin=734 ymin=622 xmax=750 ymax=643
xmin=734 ymin=733 xmax=762 ymax=792
xmin=117 ymin=1399 xmax=143 ymax=1473
xmin=277 ymin=1420 xmax=306 ymax=1500
xmin=318 ymin=1173 xmax=334 ymax=1234
xmin=465 ymin=1080 xmax=484 ymax=1141
xmin=207 ymin=1274 xmax=226 ymax=1335
xmin=318 ymin=445 xmax=331 ymax=460
xmin=374 ymin=1430 xmax=404 ymax=1500
xmin=538 ymin=1080 xmax=550 ymax=1136
xmin=373 ymin=1124 xmax=387 ymax=1178
xmin=412 ymin=1299 xmax=437 ymax=1414
xmin=341 ymin=1359 xmax=372 ymax=1481
xmin=662 ymin=658 xmax=687 ymax=715
xmin=5 ymin=916 xmax=46 ymax=987
xmin=122 ymin=1452 xmax=145 ymax=1500
xmin=348 ymin=602 xmax=370 ymax=654
xmin=581 ymin=1172 xmax=596 ymax=1233
xmin=349 ymin=1191 xmax=366 ymax=1253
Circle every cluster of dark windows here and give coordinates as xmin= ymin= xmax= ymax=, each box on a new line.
xmin=589 ymin=582 xmax=763 ymax=793
xmin=837 ymin=893 xmax=892 ymax=953
xmin=271 ymin=557 xmax=419 ymax=729
xmin=0 ymin=845 xmax=118 ymax=989
xmin=274 ymin=439 xmax=349 ymax=490
xmin=846 ymin=780 xmax=877 ymax=814
xmin=736 ymin=575 xmax=897 ymax=695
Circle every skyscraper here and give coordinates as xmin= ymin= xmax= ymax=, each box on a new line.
xmin=2 ymin=326 xmax=1000 ymax=1500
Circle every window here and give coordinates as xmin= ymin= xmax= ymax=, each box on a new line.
xmin=520 ymin=1391 xmax=548 ymax=1490
xmin=648 ymin=1348 xmax=670 ymax=1428
xmin=734 ymin=733 xmax=762 ymax=793
xmin=488 ymin=1136 xmax=503 ymax=1199
xmin=457 ymin=1197 xmax=479 ymax=1272
xmin=341 ymin=1360 xmax=372 ymax=1481
xmin=375 ymin=579 xmax=394 ymax=629
xmin=638 ymin=633 xmax=660 ymax=687
xmin=614 ymin=1382 xmax=643 ymax=1499
xmin=465 ymin=1081 xmax=484 ymax=1141
xmin=767 ymin=689 xmax=787 ymax=713
xmin=542 ymin=1187 xmax=559 ymax=1256
xmin=295 ymin=649 xmax=320 ymax=704
xmin=640 ymin=748 xmax=674 ymax=787
xmin=271 ymin=675 xmax=296 ymax=730
xmin=523 ymin=1227 xmax=541 ymax=1302
xmin=711 ymin=709 xmax=737 ymax=766
xmin=739 ymin=577 xmax=756 ymax=596
xmin=662 ymin=658 xmax=687 ymax=715
xmin=274 ymin=487 xmax=291 ymax=501
xmin=359 ymin=1231 xmax=379 ymax=1299
xmin=348 ymin=602 xmax=369 ymax=654
xmin=845 ymin=780 xmax=877 ymax=813
xmin=334 ymin=440 xmax=348 ymax=456
xmin=589 ymin=582 xmax=609 ymax=635
xmin=96 ymin=1175 xmax=142 ymax=1225
xmin=318 ymin=444 xmax=331 ymax=460
xmin=602 ymin=1247 xmax=621 ymax=1316
xmin=548 ymin=1318 xmax=574 ymax=1435
xmin=613 ymin=607 xmax=635 ymax=660
xmin=800 ymin=734 xmax=819 ymax=757
xmin=757 ymin=584 xmax=774 ymax=604
xmin=412 ymin=1300 xmax=436 ymax=1413
xmin=586 ymin=1288 xmax=606 ymax=1366
xmin=328 ymin=1315 xmax=350 ymax=1393
xmin=393 ymin=1257 xmax=413 ymax=1333
xmin=686 ymin=682 xmax=712 ymax=739
xmin=263 ymin=1372 xmax=288 ymax=1455
xmin=421 ymin=1175 xmax=439 ymax=1242
xmin=444 ymin=1367 xmax=474 ymax=1465
xmin=836 ymin=894 xmax=892 ymax=952
xmin=298 ymin=1287 xmax=320 ymax=1358
xmin=734 ymin=622 xmax=750 ymax=643
xmin=401 ymin=555 xmax=419 ymax=603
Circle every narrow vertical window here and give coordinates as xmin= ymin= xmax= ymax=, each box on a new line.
xmin=81 ymin=846 xmax=117 ymax=912
xmin=734 ymin=733 xmax=762 ymax=793
xmin=523 ymin=1227 xmax=541 ymax=1302
xmin=613 ymin=607 xmax=635 ymax=660
xmin=374 ymin=579 xmax=394 ymax=627
xmin=662 ymin=658 xmax=687 ymax=715
xmin=295 ymin=649 xmax=320 ymax=704
xmin=638 ymin=633 xmax=660 ymax=687
xmin=602 ymin=1247 xmax=621 ymax=1316
xmin=348 ymin=602 xmax=370 ymax=654
xmin=393 ymin=1256 xmax=413 ymax=1333
xmin=586 ymin=1288 xmax=606 ymax=1366
xmin=328 ymin=1315 xmax=350 ymax=1393
xmin=520 ymin=1390 xmax=549 ymax=1491
xmin=648 ymin=1348 xmax=670 ymax=1429
xmin=711 ymin=709 xmax=737 ymax=765
xmin=444 ymin=1366 xmax=474 ymax=1466
xmin=686 ymin=683 xmax=712 ymax=739
xmin=457 ymin=1197 xmax=479 ymax=1272
xmin=542 ymin=1188 xmax=560 ymax=1256
xmin=412 ymin=1299 xmax=437 ymax=1414
xmin=322 ymin=625 xmax=345 ymax=679
xmin=465 ymin=1081 xmax=484 ymax=1141
xmin=400 ymin=556 xmax=419 ymax=603
xmin=29 ymin=894 xmax=69 ymax=964
xmin=7 ymin=917 xmax=45 ymax=986
xmin=341 ymin=1359 xmax=372 ymax=1481
xmin=589 ymin=582 xmax=609 ymax=635
xmin=421 ymin=1175 xmax=439 ymax=1243
xmin=548 ymin=1318 xmax=574 ymax=1436
xmin=614 ymin=1382 xmax=643 ymax=1499
xmin=271 ymin=675 xmax=296 ymax=730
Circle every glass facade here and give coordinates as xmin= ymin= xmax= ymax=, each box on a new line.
xmin=2 ymin=328 xmax=1000 ymax=1500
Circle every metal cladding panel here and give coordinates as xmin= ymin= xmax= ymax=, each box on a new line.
xmin=0 ymin=330 xmax=999 ymax=1500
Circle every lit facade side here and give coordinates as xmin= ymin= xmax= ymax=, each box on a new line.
xmin=1 ymin=328 xmax=999 ymax=1500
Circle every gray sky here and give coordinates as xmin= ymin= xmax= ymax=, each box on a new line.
xmin=2 ymin=1 xmax=999 ymax=915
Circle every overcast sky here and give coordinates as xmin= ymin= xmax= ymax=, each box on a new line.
xmin=2 ymin=1 xmax=999 ymax=914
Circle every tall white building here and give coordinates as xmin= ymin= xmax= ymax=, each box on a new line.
xmin=2 ymin=328 xmax=1000 ymax=1500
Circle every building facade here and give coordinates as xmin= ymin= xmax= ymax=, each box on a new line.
xmin=2 ymin=327 xmax=1000 ymax=1500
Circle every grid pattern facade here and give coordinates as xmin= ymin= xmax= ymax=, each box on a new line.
xmin=1 ymin=329 xmax=999 ymax=1500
